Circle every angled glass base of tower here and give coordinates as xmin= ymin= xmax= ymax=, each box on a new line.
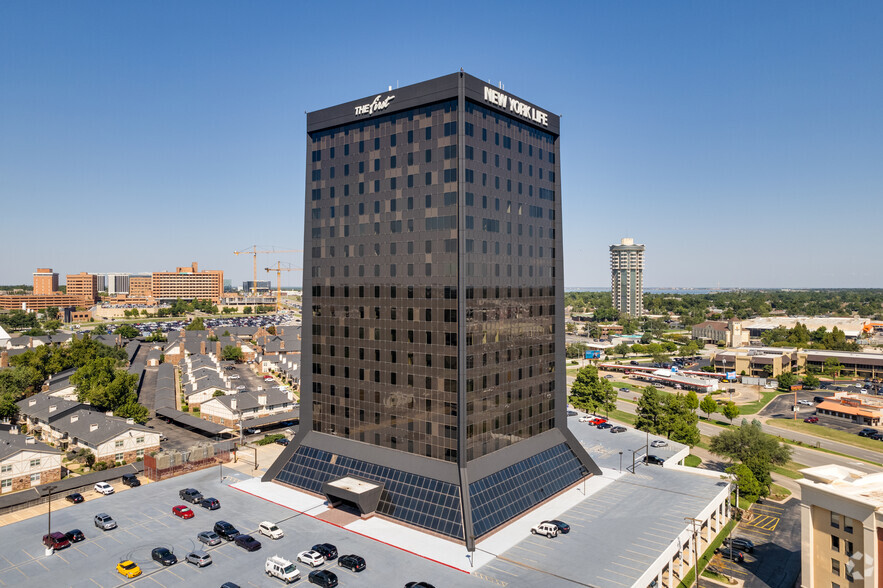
xmin=263 ymin=72 xmax=601 ymax=548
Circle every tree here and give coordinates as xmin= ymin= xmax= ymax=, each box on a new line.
xmin=710 ymin=419 xmax=791 ymax=496
xmin=684 ymin=390 xmax=699 ymax=413
xmin=634 ymin=387 xmax=666 ymax=435
xmin=221 ymin=346 xmax=244 ymax=362
xmin=613 ymin=342 xmax=631 ymax=357
xmin=44 ymin=307 xmax=60 ymax=320
xmin=114 ymin=324 xmax=139 ymax=339
xmin=777 ymin=372 xmax=796 ymax=391
xmin=242 ymin=306 xmax=253 ymax=315
xmin=145 ymin=329 xmax=166 ymax=342
xmin=115 ymin=401 xmax=149 ymax=424
xmin=802 ymin=374 xmax=820 ymax=389
xmin=699 ymin=395 xmax=718 ymax=420
xmin=823 ymin=358 xmax=844 ymax=381
xmin=0 ymin=392 xmax=20 ymax=420
xmin=722 ymin=401 xmax=740 ymax=424
xmin=92 ymin=324 xmax=108 ymax=335
xmin=661 ymin=393 xmax=700 ymax=446
xmin=726 ymin=463 xmax=764 ymax=499
xmin=640 ymin=332 xmax=653 ymax=344
xmin=213 ymin=390 xmax=226 ymax=397
xmin=589 ymin=325 xmax=601 ymax=339
xmin=186 ymin=317 xmax=205 ymax=331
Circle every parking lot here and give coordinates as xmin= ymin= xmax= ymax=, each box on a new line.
xmin=1 ymin=466 xmax=478 ymax=588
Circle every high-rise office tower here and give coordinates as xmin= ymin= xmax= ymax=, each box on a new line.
xmin=265 ymin=72 xmax=600 ymax=549
xmin=66 ymin=272 xmax=99 ymax=304
xmin=610 ymin=238 xmax=645 ymax=317
xmin=33 ymin=268 xmax=58 ymax=295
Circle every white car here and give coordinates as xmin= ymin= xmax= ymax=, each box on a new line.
xmin=228 ymin=374 xmax=240 ymax=380
xmin=578 ymin=415 xmax=593 ymax=422
xmin=297 ymin=550 xmax=325 ymax=567
xmin=798 ymin=399 xmax=814 ymax=406
xmin=259 ymin=521 xmax=284 ymax=539
xmin=650 ymin=440 xmax=668 ymax=448
xmin=94 ymin=482 xmax=115 ymax=495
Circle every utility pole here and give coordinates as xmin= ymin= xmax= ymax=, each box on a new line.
xmin=45 ymin=485 xmax=57 ymax=555
xmin=685 ymin=517 xmax=702 ymax=588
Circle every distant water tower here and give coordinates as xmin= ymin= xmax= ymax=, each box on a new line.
xmin=610 ymin=238 xmax=645 ymax=317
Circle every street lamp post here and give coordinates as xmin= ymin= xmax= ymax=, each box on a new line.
xmin=45 ymin=485 xmax=57 ymax=555
xmin=619 ymin=451 xmax=623 ymax=473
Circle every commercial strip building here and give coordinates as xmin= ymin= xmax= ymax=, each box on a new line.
xmin=691 ymin=319 xmax=749 ymax=347
xmin=265 ymin=72 xmax=600 ymax=549
xmin=610 ymin=237 xmax=645 ymax=317
xmin=742 ymin=316 xmax=868 ymax=340
xmin=798 ymin=464 xmax=883 ymax=588
xmin=711 ymin=347 xmax=883 ymax=379
xmin=815 ymin=392 xmax=883 ymax=426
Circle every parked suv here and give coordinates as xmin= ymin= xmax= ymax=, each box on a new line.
xmin=152 ymin=547 xmax=178 ymax=566
xmin=180 ymin=488 xmax=203 ymax=504
xmin=121 ymin=474 xmax=140 ymax=487
xmin=43 ymin=532 xmax=71 ymax=550
xmin=94 ymin=513 xmax=117 ymax=531
xmin=259 ymin=521 xmax=284 ymax=539
xmin=94 ymin=482 xmax=114 ymax=495
xmin=530 ymin=522 xmax=559 ymax=538
xmin=213 ymin=520 xmax=240 ymax=541
xmin=722 ymin=537 xmax=755 ymax=553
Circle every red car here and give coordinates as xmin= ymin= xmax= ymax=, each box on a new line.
xmin=43 ymin=532 xmax=71 ymax=550
xmin=804 ymin=417 xmax=819 ymax=423
xmin=172 ymin=505 xmax=195 ymax=519
xmin=589 ymin=418 xmax=607 ymax=426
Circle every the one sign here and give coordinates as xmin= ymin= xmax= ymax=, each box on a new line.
xmin=726 ymin=371 xmax=737 ymax=380
xmin=584 ymin=350 xmax=601 ymax=359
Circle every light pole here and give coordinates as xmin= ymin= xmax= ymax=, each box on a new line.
xmin=45 ymin=484 xmax=57 ymax=555
xmin=619 ymin=451 xmax=623 ymax=473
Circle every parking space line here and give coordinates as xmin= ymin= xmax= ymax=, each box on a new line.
xmin=597 ymin=575 xmax=629 ymax=586
xmin=614 ymin=553 xmax=650 ymax=566
xmin=486 ymin=564 xmax=520 ymax=577
xmin=602 ymin=567 xmax=637 ymax=579
xmin=89 ymin=577 xmax=104 ymax=588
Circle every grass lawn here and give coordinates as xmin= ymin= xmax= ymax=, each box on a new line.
xmin=769 ymin=418 xmax=883 ymax=454
xmin=684 ymin=454 xmax=702 ymax=468
xmin=607 ymin=409 xmax=637 ymax=426
xmin=771 ymin=460 xmax=808 ymax=480
xmin=737 ymin=388 xmax=789 ymax=415
xmin=769 ymin=483 xmax=792 ymax=500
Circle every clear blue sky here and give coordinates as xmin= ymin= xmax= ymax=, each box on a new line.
xmin=2 ymin=1 xmax=881 ymax=289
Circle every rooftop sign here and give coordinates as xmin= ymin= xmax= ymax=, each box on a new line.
xmin=354 ymin=94 xmax=395 ymax=116
xmin=483 ymin=86 xmax=548 ymax=127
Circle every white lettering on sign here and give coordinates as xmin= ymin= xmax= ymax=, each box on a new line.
xmin=483 ymin=86 xmax=549 ymax=127
xmin=355 ymin=94 xmax=396 ymax=116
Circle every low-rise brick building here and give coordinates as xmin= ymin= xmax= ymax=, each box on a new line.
xmin=0 ymin=429 xmax=62 ymax=493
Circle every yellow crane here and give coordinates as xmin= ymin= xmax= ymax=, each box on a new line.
xmin=233 ymin=246 xmax=300 ymax=296
xmin=265 ymin=262 xmax=302 ymax=310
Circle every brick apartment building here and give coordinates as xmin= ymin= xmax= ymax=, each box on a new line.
xmin=33 ymin=268 xmax=58 ymax=295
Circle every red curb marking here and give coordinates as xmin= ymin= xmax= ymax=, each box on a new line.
xmin=231 ymin=484 xmax=470 ymax=574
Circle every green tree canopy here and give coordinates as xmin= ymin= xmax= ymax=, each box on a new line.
xmin=802 ymin=374 xmax=820 ymax=389
xmin=699 ymin=395 xmax=718 ymax=420
xmin=114 ymin=324 xmax=139 ymax=339
xmin=777 ymin=372 xmax=796 ymax=391
xmin=186 ymin=317 xmax=205 ymax=331
xmin=568 ymin=365 xmax=617 ymax=416
xmin=634 ymin=386 xmax=666 ymax=435
xmin=722 ymin=401 xmax=740 ymax=424
xmin=221 ymin=345 xmax=244 ymax=362
xmin=726 ymin=463 xmax=764 ymax=499
xmin=710 ymin=419 xmax=791 ymax=496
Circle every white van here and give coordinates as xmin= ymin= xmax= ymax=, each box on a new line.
xmin=530 ymin=522 xmax=559 ymax=538
xmin=259 ymin=521 xmax=284 ymax=539
xmin=265 ymin=555 xmax=299 ymax=583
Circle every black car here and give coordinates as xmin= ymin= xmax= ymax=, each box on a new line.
xmin=213 ymin=520 xmax=240 ymax=541
xmin=312 ymin=543 xmax=338 ymax=560
xmin=566 ymin=410 xmax=578 ymax=417
xmin=200 ymin=497 xmax=220 ymax=510
xmin=715 ymin=547 xmax=745 ymax=562
xmin=275 ymin=437 xmax=290 ymax=446
xmin=180 ymin=488 xmax=203 ymax=504
xmin=858 ymin=429 xmax=878 ymax=437
xmin=405 ymin=583 xmax=436 ymax=588
xmin=234 ymin=534 xmax=261 ymax=551
xmin=65 ymin=493 xmax=84 ymax=504
xmin=597 ymin=422 xmax=612 ymax=429
xmin=308 ymin=569 xmax=339 ymax=587
xmin=337 ymin=554 xmax=366 ymax=572
xmin=722 ymin=537 xmax=755 ymax=553
xmin=121 ymin=473 xmax=140 ymax=487
xmin=152 ymin=547 xmax=178 ymax=566
xmin=644 ymin=455 xmax=665 ymax=466
xmin=542 ymin=520 xmax=570 ymax=534
xmin=65 ymin=529 xmax=85 ymax=543
xmin=610 ymin=426 xmax=627 ymax=433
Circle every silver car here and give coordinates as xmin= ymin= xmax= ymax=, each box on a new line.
xmin=93 ymin=513 xmax=117 ymax=531
xmin=197 ymin=531 xmax=222 ymax=546
xmin=185 ymin=550 xmax=212 ymax=567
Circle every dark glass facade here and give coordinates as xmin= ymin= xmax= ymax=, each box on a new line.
xmin=266 ymin=72 xmax=600 ymax=546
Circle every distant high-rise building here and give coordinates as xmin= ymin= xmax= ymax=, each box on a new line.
xmin=242 ymin=281 xmax=272 ymax=293
xmin=151 ymin=262 xmax=223 ymax=303
xmin=94 ymin=274 xmax=107 ymax=293
xmin=66 ymin=272 xmax=99 ymax=304
xmin=33 ymin=268 xmax=58 ymax=295
xmin=265 ymin=72 xmax=600 ymax=549
xmin=106 ymin=273 xmax=131 ymax=296
xmin=129 ymin=275 xmax=152 ymax=298
xmin=610 ymin=238 xmax=644 ymax=317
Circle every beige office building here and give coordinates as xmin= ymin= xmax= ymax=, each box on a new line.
xmin=798 ymin=464 xmax=883 ymax=588
xmin=151 ymin=262 xmax=223 ymax=302
xmin=66 ymin=272 xmax=99 ymax=304
xmin=610 ymin=237 xmax=644 ymax=317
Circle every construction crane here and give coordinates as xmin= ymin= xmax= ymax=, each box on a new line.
xmin=233 ymin=246 xmax=301 ymax=296
xmin=265 ymin=262 xmax=302 ymax=311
